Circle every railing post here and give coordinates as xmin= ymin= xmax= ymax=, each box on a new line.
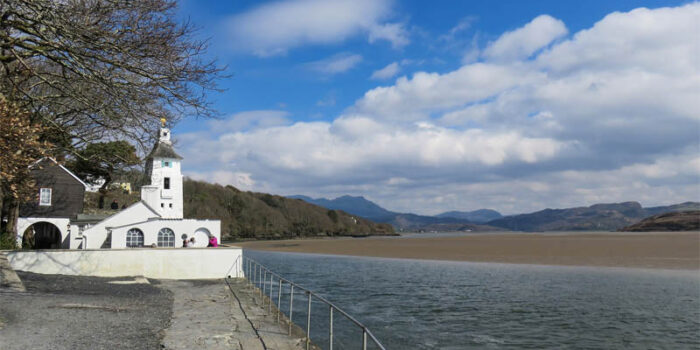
xmin=277 ymin=279 xmax=282 ymax=323
xmin=329 ymin=306 xmax=333 ymax=350
xmin=269 ymin=273 xmax=274 ymax=314
xmin=362 ymin=328 xmax=367 ymax=350
xmin=306 ymin=291 xmax=312 ymax=350
xmin=289 ymin=285 xmax=294 ymax=336
xmin=238 ymin=260 xmax=386 ymax=350
xmin=263 ymin=270 xmax=267 ymax=302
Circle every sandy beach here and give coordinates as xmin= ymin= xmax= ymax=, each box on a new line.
xmin=236 ymin=232 xmax=700 ymax=270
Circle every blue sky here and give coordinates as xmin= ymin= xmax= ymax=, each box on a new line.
xmin=171 ymin=0 xmax=699 ymax=215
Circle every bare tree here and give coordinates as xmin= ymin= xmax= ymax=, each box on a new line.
xmin=0 ymin=0 xmax=224 ymax=151
xmin=0 ymin=98 xmax=50 ymax=238
xmin=0 ymin=0 xmax=224 ymax=240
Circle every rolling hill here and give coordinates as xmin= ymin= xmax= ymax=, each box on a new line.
xmin=618 ymin=210 xmax=700 ymax=231
xmin=289 ymin=195 xmax=501 ymax=231
xmin=487 ymin=201 xmax=700 ymax=232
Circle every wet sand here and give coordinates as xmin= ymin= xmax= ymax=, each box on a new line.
xmin=237 ymin=232 xmax=700 ymax=270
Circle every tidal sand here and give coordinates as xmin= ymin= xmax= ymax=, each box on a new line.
xmin=237 ymin=232 xmax=700 ymax=270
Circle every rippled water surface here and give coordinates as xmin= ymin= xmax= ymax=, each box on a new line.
xmin=244 ymin=250 xmax=700 ymax=349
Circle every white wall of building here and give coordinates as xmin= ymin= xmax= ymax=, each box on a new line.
xmin=81 ymin=202 xmax=160 ymax=249
xmin=145 ymin=158 xmax=184 ymax=219
xmin=109 ymin=219 xmax=221 ymax=249
xmin=7 ymin=247 xmax=243 ymax=280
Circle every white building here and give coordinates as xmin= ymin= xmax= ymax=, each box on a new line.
xmin=74 ymin=124 xmax=220 ymax=249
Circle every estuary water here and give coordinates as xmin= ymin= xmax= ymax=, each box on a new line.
xmin=244 ymin=250 xmax=700 ymax=349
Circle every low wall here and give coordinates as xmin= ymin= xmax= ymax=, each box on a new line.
xmin=6 ymin=247 xmax=243 ymax=280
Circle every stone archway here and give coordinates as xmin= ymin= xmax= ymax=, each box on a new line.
xmin=22 ymin=222 xmax=62 ymax=249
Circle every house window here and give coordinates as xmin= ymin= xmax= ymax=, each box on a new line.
xmin=161 ymin=160 xmax=172 ymax=168
xmin=126 ymin=228 xmax=144 ymax=248
xmin=161 ymin=203 xmax=164 ymax=208
xmin=169 ymin=203 xmax=173 ymax=208
xmin=39 ymin=188 xmax=52 ymax=206
xmin=164 ymin=177 xmax=170 ymax=189
xmin=158 ymin=228 xmax=175 ymax=247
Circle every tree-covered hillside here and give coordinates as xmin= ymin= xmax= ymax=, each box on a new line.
xmin=183 ymin=179 xmax=394 ymax=240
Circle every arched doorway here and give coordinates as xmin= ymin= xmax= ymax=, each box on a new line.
xmin=193 ymin=228 xmax=211 ymax=247
xmin=22 ymin=222 xmax=62 ymax=249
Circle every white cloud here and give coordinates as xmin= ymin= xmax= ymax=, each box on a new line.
xmin=306 ymin=53 xmax=363 ymax=75
xmin=368 ymin=22 xmax=410 ymax=48
xmin=188 ymin=171 xmax=256 ymax=191
xmin=442 ymin=17 xmax=477 ymax=41
xmin=184 ymin=4 xmax=700 ymax=214
xmin=207 ymin=110 xmax=291 ymax=133
xmin=370 ymin=62 xmax=401 ymax=80
xmin=225 ymin=0 xmax=406 ymax=56
xmin=355 ymin=63 xmax=542 ymax=121
xmin=482 ymin=15 xmax=568 ymax=61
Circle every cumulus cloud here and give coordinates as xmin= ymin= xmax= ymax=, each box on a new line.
xmin=305 ymin=53 xmax=363 ymax=75
xmin=370 ymin=62 xmax=401 ymax=80
xmin=183 ymin=4 xmax=700 ymax=214
xmin=225 ymin=0 xmax=406 ymax=56
xmin=482 ymin=14 xmax=568 ymax=61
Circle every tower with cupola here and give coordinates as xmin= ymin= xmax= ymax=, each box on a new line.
xmin=141 ymin=118 xmax=184 ymax=218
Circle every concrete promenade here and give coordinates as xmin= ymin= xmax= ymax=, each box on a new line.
xmin=0 ymin=252 xmax=310 ymax=349
xmin=161 ymin=278 xmax=311 ymax=350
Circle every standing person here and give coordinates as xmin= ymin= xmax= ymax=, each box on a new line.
xmin=188 ymin=237 xmax=196 ymax=247
xmin=208 ymin=235 xmax=218 ymax=247
xmin=182 ymin=237 xmax=189 ymax=247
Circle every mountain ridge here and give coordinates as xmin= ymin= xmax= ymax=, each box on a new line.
xmin=435 ymin=209 xmax=503 ymax=223
xmin=487 ymin=201 xmax=700 ymax=232
xmin=289 ymin=195 xmax=699 ymax=232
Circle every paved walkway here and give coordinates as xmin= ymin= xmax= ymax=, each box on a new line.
xmin=0 ymin=272 xmax=172 ymax=350
xmin=161 ymin=278 xmax=312 ymax=350
xmin=0 ymin=255 xmax=311 ymax=349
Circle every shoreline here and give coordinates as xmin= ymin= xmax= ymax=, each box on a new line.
xmin=236 ymin=232 xmax=700 ymax=270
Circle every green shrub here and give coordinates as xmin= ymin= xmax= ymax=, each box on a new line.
xmin=0 ymin=232 xmax=18 ymax=250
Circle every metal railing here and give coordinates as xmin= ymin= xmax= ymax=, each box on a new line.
xmin=235 ymin=256 xmax=387 ymax=350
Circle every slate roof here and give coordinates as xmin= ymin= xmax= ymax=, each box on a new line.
xmin=147 ymin=141 xmax=183 ymax=160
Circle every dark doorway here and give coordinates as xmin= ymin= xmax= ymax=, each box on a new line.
xmin=22 ymin=222 xmax=62 ymax=249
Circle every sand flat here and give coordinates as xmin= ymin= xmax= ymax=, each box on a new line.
xmin=236 ymin=232 xmax=700 ymax=270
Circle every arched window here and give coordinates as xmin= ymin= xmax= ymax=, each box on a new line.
xmin=126 ymin=228 xmax=144 ymax=248
xmin=158 ymin=228 xmax=175 ymax=247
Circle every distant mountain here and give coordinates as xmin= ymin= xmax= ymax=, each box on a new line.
xmin=288 ymin=195 xmax=395 ymax=219
xmin=618 ymin=210 xmax=700 ymax=232
xmin=289 ymin=195 xmax=699 ymax=232
xmin=644 ymin=202 xmax=700 ymax=216
xmin=435 ymin=209 xmax=502 ymax=223
xmin=180 ymin=181 xmax=395 ymax=240
xmin=289 ymin=195 xmax=501 ymax=231
xmin=488 ymin=201 xmax=700 ymax=232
